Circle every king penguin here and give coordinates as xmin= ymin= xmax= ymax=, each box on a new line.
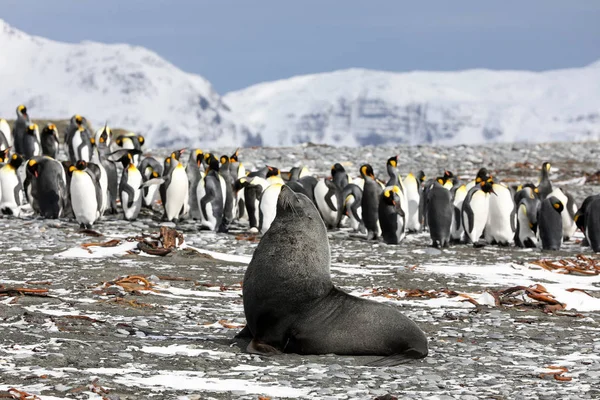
xmin=484 ymin=182 xmax=516 ymax=246
xmin=331 ymin=163 xmax=350 ymax=191
xmin=515 ymin=188 xmax=540 ymax=248
xmin=26 ymin=157 xmax=67 ymax=219
xmin=40 ymin=123 xmax=60 ymax=159
xmin=578 ymin=195 xmax=600 ymax=252
xmin=314 ymin=177 xmax=342 ymax=229
xmin=462 ymin=180 xmax=496 ymax=246
xmin=450 ymin=184 xmax=468 ymax=243
xmin=66 ymin=115 xmax=92 ymax=164
xmin=0 ymin=153 xmax=25 ymax=216
xmin=427 ymin=181 xmax=453 ymax=248
xmin=546 ymin=188 xmax=578 ymax=241
xmin=139 ymin=156 xmax=163 ymax=208
xmin=12 ymin=105 xmax=30 ymax=156
xmin=186 ymin=149 xmax=204 ymax=219
xmin=118 ymin=153 xmax=143 ymax=221
xmin=0 ymin=118 xmax=11 ymax=151
xmin=236 ymin=175 xmax=270 ymax=232
xmin=341 ymin=183 xmax=365 ymax=233
xmin=258 ymin=182 xmax=283 ymax=234
xmin=403 ymin=171 xmax=424 ymax=232
xmin=537 ymin=196 xmax=563 ymax=251
xmin=379 ymin=186 xmax=406 ymax=244
xmin=360 ymin=164 xmax=383 ymax=240
xmin=536 ymin=162 xmax=553 ymax=199
xmin=69 ymin=160 xmax=102 ymax=228
xmin=21 ymin=124 xmax=41 ymax=159
xmin=92 ymin=125 xmax=119 ymax=214
xmin=161 ymin=156 xmax=189 ymax=223
xmin=197 ymin=159 xmax=225 ymax=231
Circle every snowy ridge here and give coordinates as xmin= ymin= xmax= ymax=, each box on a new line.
xmin=0 ymin=19 xmax=257 ymax=148
xmin=224 ymin=63 xmax=600 ymax=146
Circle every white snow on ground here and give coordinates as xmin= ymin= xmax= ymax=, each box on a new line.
xmin=140 ymin=344 xmax=228 ymax=358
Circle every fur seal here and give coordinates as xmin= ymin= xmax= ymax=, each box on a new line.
xmin=239 ymin=185 xmax=428 ymax=365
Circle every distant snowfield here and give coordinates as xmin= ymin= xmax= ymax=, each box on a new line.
xmin=1 ymin=18 xmax=598 ymax=148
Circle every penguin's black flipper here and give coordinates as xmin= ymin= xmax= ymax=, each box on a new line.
xmin=122 ymin=183 xmax=136 ymax=208
xmin=462 ymin=202 xmax=475 ymax=235
xmin=107 ymin=148 xmax=143 ymax=162
xmin=324 ymin=184 xmax=338 ymax=212
xmin=565 ymin=190 xmax=577 ymax=220
xmin=200 ymin=192 xmax=214 ymax=222
xmin=140 ymin=177 xmax=166 ymax=188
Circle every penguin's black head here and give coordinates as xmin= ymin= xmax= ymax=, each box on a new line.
xmin=360 ymin=164 xmax=375 ymax=179
xmin=475 ymin=168 xmax=489 ymax=184
xmin=549 ymin=196 xmax=564 ymax=213
xmin=75 ymin=160 xmax=87 ymax=171
xmin=17 ymin=105 xmax=27 ymax=117
xmin=195 ymin=149 xmax=204 ymax=166
xmin=220 ymin=155 xmax=230 ymax=165
xmin=481 ymin=180 xmax=497 ymax=196
xmin=115 ymin=136 xmax=124 ymax=147
xmin=234 ymin=177 xmax=249 ymax=192
xmin=172 ymin=148 xmax=185 ymax=160
xmin=387 ymin=156 xmax=399 ymax=168
xmin=208 ymin=159 xmax=220 ymax=173
xmin=26 ymin=124 xmax=37 ymax=135
xmin=27 ymin=159 xmax=39 ymax=178
xmin=137 ymin=135 xmax=145 ymax=146
xmin=230 ymin=148 xmax=240 ymax=163
xmin=417 ymin=170 xmax=426 ymax=183
xmin=542 ymin=162 xmax=551 ymax=173
xmin=74 ymin=114 xmax=83 ymax=125
xmin=266 ymin=166 xmax=280 ymax=177
xmin=383 ymin=186 xmax=401 ymax=206
xmin=9 ymin=153 xmax=24 ymax=169
xmin=0 ymin=148 xmax=9 ymax=163
xmin=331 ymin=163 xmax=345 ymax=177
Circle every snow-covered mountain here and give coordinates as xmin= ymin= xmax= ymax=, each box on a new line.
xmin=0 ymin=19 xmax=259 ymax=148
xmin=224 ymin=63 xmax=600 ymax=147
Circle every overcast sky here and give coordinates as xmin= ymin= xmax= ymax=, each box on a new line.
xmin=3 ymin=1 xmax=599 ymax=93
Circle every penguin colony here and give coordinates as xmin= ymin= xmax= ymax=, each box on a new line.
xmin=0 ymin=105 xmax=598 ymax=252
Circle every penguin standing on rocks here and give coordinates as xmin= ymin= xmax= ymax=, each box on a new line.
xmin=484 ymin=182 xmax=516 ymax=246
xmin=379 ymin=186 xmax=406 ymax=244
xmin=258 ymin=183 xmax=283 ymax=234
xmin=403 ymin=171 xmax=424 ymax=232
xmin=26 ymin=157 xmax=67 ymax=219
xmin=331 ymin=163 xmax=350 ymax=190
xmin=427 ymin=181 xmax=453 ymax=248
xmin=118 ymin=153 xmax=143 ymax=221
xmin=160 ymin=157 xmax=189 ymax=223
xmin=462 ymin=181 xmax=496 ymax=246
xmin=360 ymin=164 xmax=383 ymax=240
xmin=66 ymin=115 xmax=92 ymax=164
xmin=21 ymin=124 xmax=41 ymax=159
xmin=219 ymin=155 xmax=236 ymax=229
xmin=314 ymin=177 xmax=342 ymax=229
xmin=229 ymin=149 xmax=247 ymax=220
xmin=69 ymin=160 xmax=102 ymax=228
xmin=546 ymin=188 xmax=578 ymax=241
xmin=341 ymin=183 xmax=364 ymax=233
xmin=576 ymin=195 xmax=600 ymax=251
xmin=537 ymin=196 xmax=563 ymax=251
xmin=12 ymin=105 xmax=30 ymax=156
xmin=450 ymin=184 xmax=468 ymax=243
xmin=0 ymin=118 xmax=11 ymax=151
xmin=0 ymin=154 xmax=24 ymax=216
xmin=197 ymin=159 xmax=225 ymax=231
xmin=235 ymin=176 xmax=269 ymax=232
xmin=40 ymin=123 xmax=60 ymax=159
xmin=536 ymin=162 xmax=553 ymax=199
xmin=515 ymin=188 xmax=540 ymax=248
xmin=92 ymin=126 xmax=119 ymax=214
xmin=139 ymin=156 xmax=163 ymax=208
xmin=186 ymin=149 xmax=204 ymax=219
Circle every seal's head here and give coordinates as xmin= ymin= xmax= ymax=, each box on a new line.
xmin=277 ymin=184 xmax=322 ymax=222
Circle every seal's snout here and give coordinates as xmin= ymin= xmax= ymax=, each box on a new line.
xmin=278 ymin=184 xmax=298 ymax=210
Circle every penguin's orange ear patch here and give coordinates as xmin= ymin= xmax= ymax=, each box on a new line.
xmin=12 ymin=154 xmax=17 ymax=160
xmin=553 ymin=203 xmax=561 ymax=209
xmin=384 ymin=190 xmax=391 ymax=198
xmin=28 ymin=159 xmax=36 ymax=166
xmin=438 ymin=178 xmax=444 ymax=184
xmin=574 ymin=214 xmax=580 ymax=223
xmin=534 ymin=188 xmax=539 ymax=193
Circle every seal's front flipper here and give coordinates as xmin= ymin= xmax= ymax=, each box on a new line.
xmin=247 ymin=339 xmax=282 ymax=356
xmin=367 ymin=349 xmax=428 ymax=367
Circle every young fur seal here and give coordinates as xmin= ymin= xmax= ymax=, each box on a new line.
xmin=239 ymin=185 xmax=428 ymax=365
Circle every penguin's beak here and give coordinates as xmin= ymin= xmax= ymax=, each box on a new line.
xmin=491 ymin=188 xmax=498 ymax=196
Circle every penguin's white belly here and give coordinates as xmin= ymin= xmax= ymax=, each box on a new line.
xmin=219 ymin=175 xmax=227 ymax=208
xmin=144 ymin=185 xmax=158 ymax=207
xmin=98 ymin=163 xmax=108 ymax=215
xmin=259 ymin=184 xmax=282 ymax=234
xmin=196 ymin=178 xmax=216 ymax=230
xmin=547 ymin=188 xmax=577 ymax=240
xmin=451 ymin=193 xmax=466 ymax=240
xmin=485 ymin=187 xmax=514 ymax=244
xmin=314 ymin=179 xmax=338 ymax=227
xmin=0 ymin=120 xmax=11 ymax=147
xmin=70 ymin=172 xmax=97 ymax=225
xmin=464 ymin=192 xmax=489 ymax=241
xmin=517 ymin=207 xmax=537 ymax=246
xmin=395 ymin=214 xmax=406 ymax=242
xmin=0 ymin=167 xmax=21 ymax=216
xmin=165 ymin=169 xmax=189 ymax=220
xmin=72 ymin=132 xmax=90 ymax=162
xmin=345 ymin=196 xmax=361 ymax=231
xmin=33 ymin=141 xmax=41 ymax=157
xmin=403 ymin=176 xmax=421 ymax=232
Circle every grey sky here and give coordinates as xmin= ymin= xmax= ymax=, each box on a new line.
xmin=3 ymin=0 xmax=599 ymax=93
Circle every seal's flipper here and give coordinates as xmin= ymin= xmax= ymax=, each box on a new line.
xmin=367 ymin=347 xmax=429 ymax=367
xmin=247 ymin=339 xmax=282 ymax=356
xmin=234 ymin=325 xmax=252 ymax=339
